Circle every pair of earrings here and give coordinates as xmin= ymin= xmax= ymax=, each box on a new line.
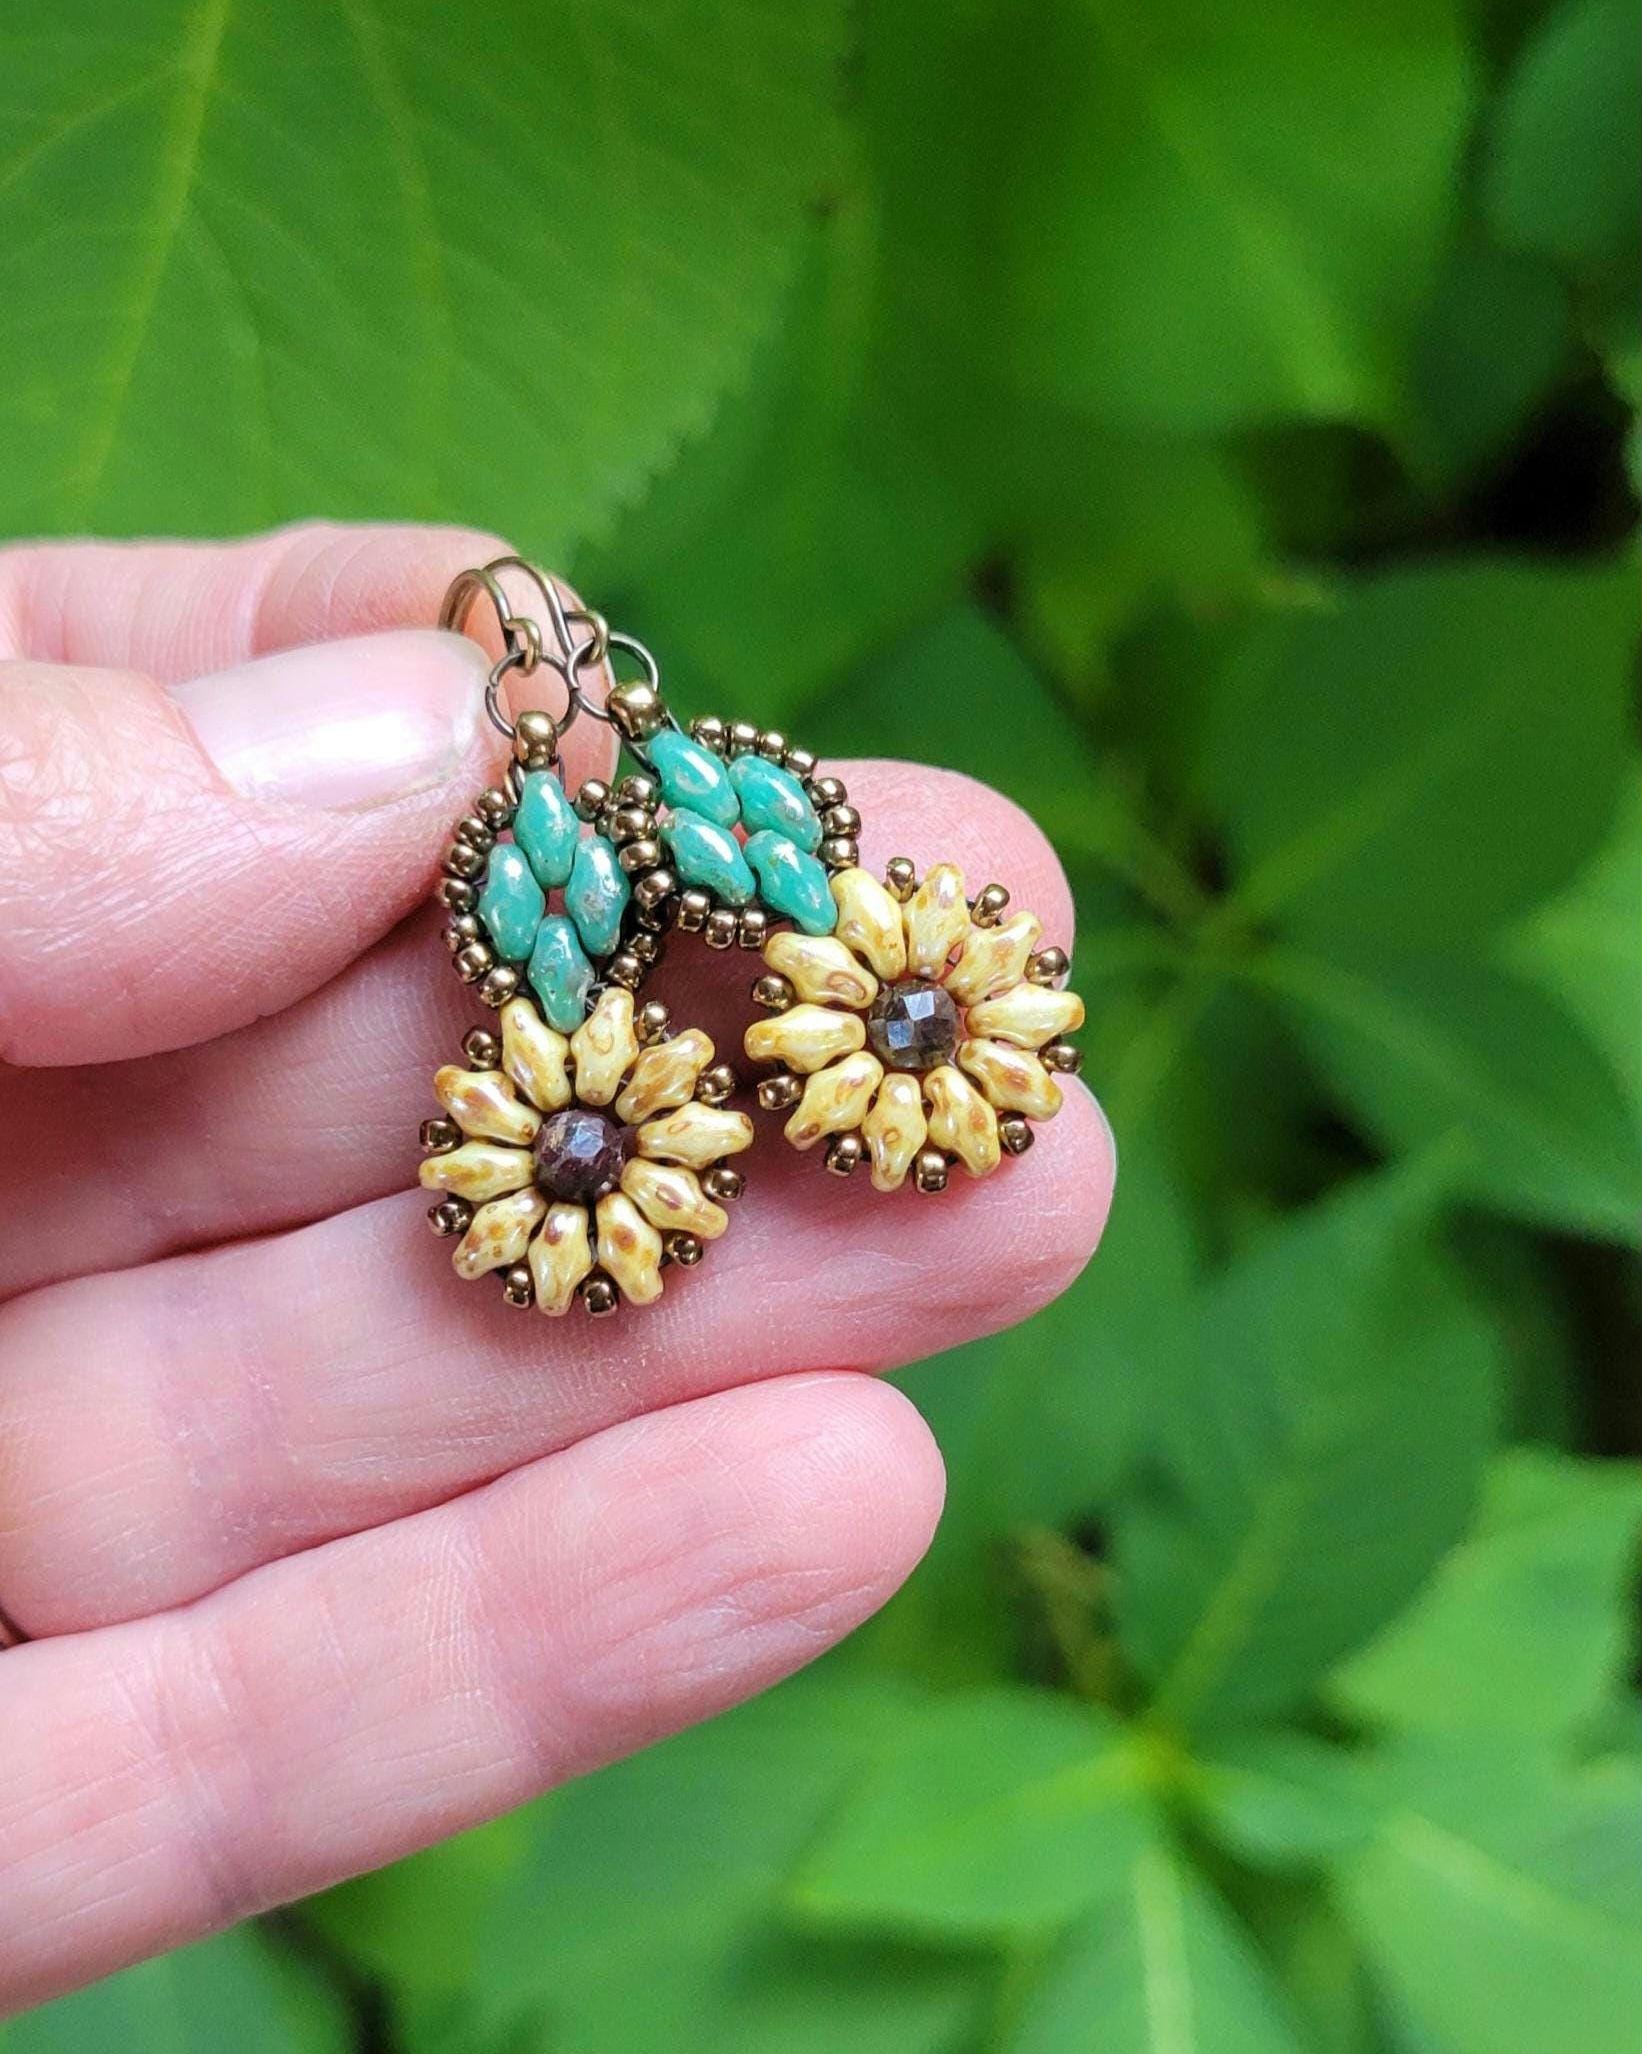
xmin=418 ymin=558 xmax=1085 ymax=1317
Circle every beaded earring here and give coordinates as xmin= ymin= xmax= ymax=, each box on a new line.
xmin=417 ymin=560 xmax=752 ymax=1317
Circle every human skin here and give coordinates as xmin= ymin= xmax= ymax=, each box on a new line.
xmin=0 ymin=523 xmax=1113 ymax=2015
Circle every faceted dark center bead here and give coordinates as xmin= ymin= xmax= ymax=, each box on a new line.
xmin=866 ymin=977 xmax=961 ymax=1072
xmin=534 ymin=1106 xmax=631 ymax=1202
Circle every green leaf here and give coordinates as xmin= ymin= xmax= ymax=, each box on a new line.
xmin=1007 ymin=1840 xmax=1305 ymax=2054
xmin=863 ymin=1135 xmax=1199 ymax=1688
xmin=1261 ymin=945 xmax=1642 ymax=1243
xmin=1340 ymin=1750 xmax=1642 ymax=2054
xmin=372 ymin=1673 xmax=982 ymax=2054
xmin=794 ymin=1687 xmax=1152 ymax=1940
xmin=1206 ymin=559 xmax=1640 ymax=947
xmin=1507 ymin=775 xmax=1642 ymax=1141
xmin=1118 ymin=1158 xmax=1501 ymax=1732
xmin=0 ymin=1925 xmax=350 ymax=2053
xmin=1330 ymin=1448 xmax=1642 ymax=1740
xmin=0 ymin=0 xmax=845 ymax=548
xmin=1485 ymin=0 xmax=1642 ymax=301
xmin=577 ymin=192 xmax=983 ymax=724
xmin=1195 ymin=1732 xmax=1385 ymax=1873
xmin=994 ymin=0 xmax=1473 ymax=433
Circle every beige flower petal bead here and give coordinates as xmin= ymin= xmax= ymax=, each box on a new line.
xmin=958 ymin=1036 xmax=1063 ymax=1120
xmin=784 ymin=1050 xmax=884 ymax=1150
xmin=501 ymin=998 xmax=572 ymax=1113
xmin=945 ymin=911 xmax=1044 ymax=1007
xmin=419 ymin=1141 xmax=534 ymax=1202
xmin=529 ymin=1200 xmax=594 ymax=1316
xmin=596 ymin=1191 xmax=665 ymax=1306
xmin=904 ymin=863 xmax=971 ymax=978
xmin=638 ymin=1101 xmax=756 ymax=1170
xmin=433 ymin=1065 xmax=542 ymax=1146
xmin=570 ymin=986 xmax=640 ymax=1106
xmin=861 ymin=1072 xmax=927 ymax=1192
xmin=453 ymin=1187 xmax=547 ymax=1279
xmin=925 ymin=1064 xmax=1002 ymax=1179
xmin=614 ymin=1028 xmax=715 ymax=1125
xmin=765 ymin=930 xmax=879 ymax=1010
xmin=965 ymin=982 xmax=1085 ymax=1050
xmin=829 ymin=867 xmax=907 ymax=980
xmin=744 ymin=1002 xmax=866 ymax=1075
xmin=620 ymin=1159 xmax=729 ymax=1241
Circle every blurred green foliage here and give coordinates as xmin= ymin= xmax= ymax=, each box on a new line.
xmin=3 ymin=0 xmax=1639 ymax=2047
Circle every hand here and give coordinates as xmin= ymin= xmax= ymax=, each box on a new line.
xmin=0 ymin=524 xmax=1112 ymax=2014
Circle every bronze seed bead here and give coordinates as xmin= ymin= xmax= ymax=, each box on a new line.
xmin=822 ymin=804 xmax=861 ymax=838
xmin=444 ymin=842 xmax=486 ymax=881
xmin=476 ymin=787 xmax=514 ymax=829
xmin=820 ymin=836 xmax=859 ymax=869
xmin=809 ymin=775 xmax=847 ymax=809
xmin=427 ymin=1197 xmax=473 ymax=1236
xmin=637 ymin=1000 xmax=670 ymax=1044
xmin=479 ymin=965 xmax=520 ymax=1009
xmin=692 ymin=715 xmax=728 ymax=754
xmin=972 ymin=884 xmax=1010 ymax=928
xmin=501 ymin=1264 xmax=534 ymax=1307
xmin=998 ymin=1115 xmax=1035 ymax=1156
xmin=609 ymin=805 xmax=652 ymax=845
xmin=752 ymin=973 xmax=795 ymax=1012
xmin=704 ymin=909 xmax=738 ymax=950
xmin=420 ymin=1117 xmax=461 ymax=1153
xmin=453 ymin=942 xmax=494 ymax=984
xmin=607 ymin=952 xmax=645 ymax=991
xmin=913 ymin=1148 xmax=950 ymax=1195
xmin=1028 ymin=948 xmax=1070 ymax=986
xmin=445 ymin=913 xmax=481 ymax=952
xmin=513 ymin=710 xmax=558 ymax=761
xmin=607 ymin=679 xmax=667 ymax=742
xmin=455 ymin=815 xmax=494 ymax=853
xmin=825 ymin=1133 xmax=865 ymax=1177
xmin=634 ymin=869 xmax=676 ymax=915
xmin=617 ymin=772 xmax=660 ymax=810
xmin=436 ymin=876 xmax=478 ymax=914
xmin=884 ymin=857 xmax=917 ymax=901
xmin=677 ymin=890 xmax=711 ymax=933
xmin=582 ymin=1273 xmax=620 ymax=1317
xmin=757 ymin=730 xmax=788 ymax=761
xmin=1041 ymin=1041 xmax=1083 ymax=1076
xmin=628 ymin=930 xmax=662 ymax=966
xmin=737 ymin=908 xmax=769 ymax=951
xmin=696 ymin=1063 xmax=737 ymax=1106
xmin=758 ymin=1074 xmax=802 ymax=1112
xmin=703 ymin=1166 xmax=745 ymax=1202
xmin=575 ymin=778 xmax=611 ymax=822
xmin=463 ymin=1027 xmax=502 ymax=1069
xmin=783 ymin=746 xmax=818 ymax=779
xmin=727 ymin=719 xmax=760 ymax=757
xmin=667 ymin=1231 xmax=705 ymax=1269
xmin=618 ymin=837 xmax=662 ymax=874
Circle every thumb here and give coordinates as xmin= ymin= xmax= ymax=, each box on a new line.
xmin=0 ymin=630 xmax=601 ymax=1065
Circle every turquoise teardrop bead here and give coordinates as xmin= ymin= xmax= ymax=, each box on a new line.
xmin=650 ymin=729 xmax=739 ymax=829
xmin=742 ymin=830 xmax=837 ymax=935
xmin=565 ymin=833 xmax=630 ymax=957
xmin=662 ymin=810 xmax=756 ymax=906
xmin=477 ymin=843 xmax=546 ymax=960
xmin=527 ymin=915 xmax=595 ymax=1031
xmin=729 ymin=754 xmax=821 ymax=852
xmin=513 ymin=771 xmax=580 ymax=888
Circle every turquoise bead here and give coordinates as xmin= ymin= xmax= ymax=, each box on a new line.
xmin=513 ymin=771 xmax=580 ymax=888
xmin=565 ymin=833 xmax=630 ymax=957
xmin=477 ymin=844 xmax=546 ymax=961
xmin=527 ymin=915 xmax=595 ymax=1031
xmin=662 ymin=810 xmax=756 ymax=906
xmin=743 ymin=830 xmax=837 ymax=935
xmin=729 ymin=754 xmax=821 ymax=852
xmin=650 ymin=729 xmax=739 ymax=829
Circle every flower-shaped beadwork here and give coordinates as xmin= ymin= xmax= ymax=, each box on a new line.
xmin=419 ymin=988 xmax=752 ymax=1313
xmin=742 ymin=863 xmax=1084 ymax=1192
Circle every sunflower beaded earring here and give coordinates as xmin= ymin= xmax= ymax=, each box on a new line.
xmin=417 ymin=560 xmax=753 ymax=1316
